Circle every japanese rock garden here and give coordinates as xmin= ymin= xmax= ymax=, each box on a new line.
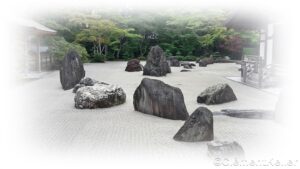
xmin=15 ymin=7 xmax=288 ymax=166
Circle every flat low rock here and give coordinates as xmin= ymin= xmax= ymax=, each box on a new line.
xmin=60 ymin=50 xmax=85 ymax=90
xmin=221 ymin=109 xmax=274 ymax=120
xmin=74 ymin=83 xmax=126 ymax=109
xmin=207 ymin=140 xmax=245 ymax=159
xmin=197 ymin=83 xmax=237 ymax=105
xmin=181 ymin=62 xmax=195 ymax=68
xmin=173 ymin=107 xmax=214 ymax=142
xmin=125 ymin=59 xmax=143 ymax=72
xmin=180 ymin=69 xmax=191 ymax=72
xmin=183 ymin=64 xmax=193 ymax=69
xmin=133 ymin=78 xmax=189 ymax=120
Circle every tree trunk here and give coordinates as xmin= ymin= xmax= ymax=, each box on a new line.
xmin=139 ymin=40 xmax=145 ymax=56
xmin=117 ymin=50 xmax=120 ymax=59
xmin=104 ymin=45 xmax=108 ymax=56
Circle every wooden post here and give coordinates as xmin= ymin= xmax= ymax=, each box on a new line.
xmin=242 ymin=61 xmax=247 ymax=83
xmin=37 ymin=36 xmax=41 ymax=72
xmin=258 ymin=57 xmax=263 ymax=88
xmin=24 ymin=35 xmax=29 ymax=73
xmin=264 ymin=26 xmax=268 ymax=68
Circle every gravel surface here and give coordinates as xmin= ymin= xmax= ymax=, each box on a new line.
xmin=16 ymin=62 xmax=283 ymax=161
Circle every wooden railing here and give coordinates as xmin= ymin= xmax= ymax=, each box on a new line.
xmin=241 ymin=55 xmax=285 ymax=88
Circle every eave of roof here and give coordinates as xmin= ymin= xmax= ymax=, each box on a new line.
xmin=15 ymin=18 xmax=56 ymax=35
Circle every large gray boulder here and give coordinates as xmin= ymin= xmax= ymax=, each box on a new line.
xmin=197 ymin=84 xmax=237 ymax=105
xmin=173 ymin=107 xmax=214 ymax=142
xmin=60 ymin=50 xmax=85 ymax=90
xmin=125 ymin=59 xmax=143 ymax=72
xmin=133 ymin=78 xmax=189 ymax=120
xmin=143 ymin=46 xmax=171 ymax=76
xmin=207 ymin=141 xmax=245 ymax=159
xmin=74 ymin=83 xmax=126 ymax=109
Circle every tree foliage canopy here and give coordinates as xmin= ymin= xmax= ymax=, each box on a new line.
xmin=37 ymin=9 xmax=259 ymax=62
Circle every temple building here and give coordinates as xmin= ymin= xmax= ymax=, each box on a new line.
xmin=14 ymin=19 xmax=56 ymax=78
xmin=225 ymin=11 xmax=286 ymax=88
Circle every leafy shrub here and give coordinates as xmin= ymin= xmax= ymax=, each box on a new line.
xmin=164 ymin=49 xmax=172 ymax=57
xmin=218 ymin=35 xmax=243 ymax=60
xmin=106 ymin=55 xmax=115 ymax=61
xmin=175 ymin=55 xmax=197 ymax=61
xmin=243 ymin=47 xmax=258 ymax=55
xmin=184 ymin=55 xmax=197 ymax=61
xmin=138 ymin=56 xmax=146 ymax=61
xmin=44 ymin=36 xmax=89 ymax=66
xmin=176 ymin=56 xmax=185 ymax=61
xmin=176 ymin=51 xmax=182 ymax=56
xmin=122 ymin=55 xmax=134 ymax=61
xmin=93 ymin=53 xmax=106 ymax=63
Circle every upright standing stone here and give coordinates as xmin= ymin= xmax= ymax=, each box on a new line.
xmin=133 ymin=78 xmax=189 ymax=120
xmin=143 ymin=46 xmax=171 ymax=76
xmin=173 ymin=107 xmax=214 ymax=142
xmin=60 ymin=50 xmax=85 ymax=90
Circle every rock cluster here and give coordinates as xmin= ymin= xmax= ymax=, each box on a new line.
xmin=197 ymin=57 xmax=214 ymax=67
xmin=198 ymin=61 xmax=208 ymax=67
xmin=168 ymin=56 xmax=180 ymax=67
xmin=60 ymin=50 xmax=85 ymax=90
xmin=133 ymin=78 xmax=189 ymax=120
xmin=143 ymin=46 xmax=171 ymax=76
xmin=197 ymin=83 xmax=237 ymax=105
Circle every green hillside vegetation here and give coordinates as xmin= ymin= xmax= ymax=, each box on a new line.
xmin=36 ymin=9 xmax=259 ymax=64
